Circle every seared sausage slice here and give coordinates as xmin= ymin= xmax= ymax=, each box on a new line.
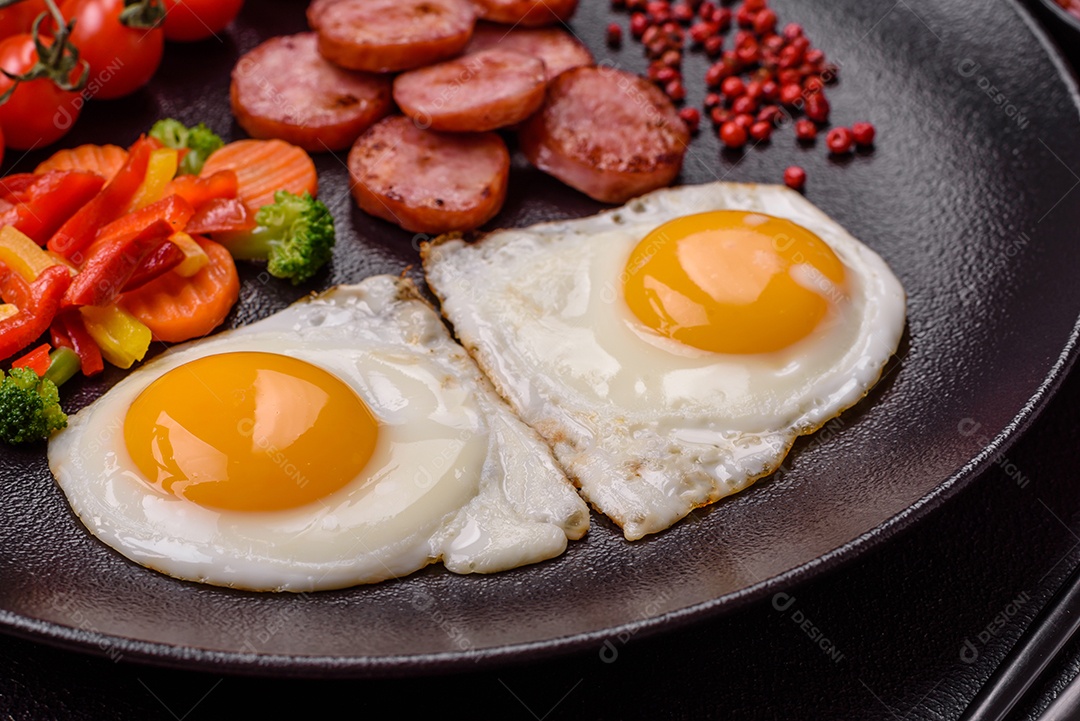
xmin=519 ymin=66 xmax=689 ymax=204
xmin=466 ymin=22 xmax=593 ymax=81
xmin=471 ymin=0 xmax=578 ymax=26
xmin=393 ymin=49 xmax=547 ymax=132
xmin=308 ymin=0 xmax=476 ymax=72
xmin=231 ymin=33 xmax=392 ymax=152
xmin=348 ymin=116 xmax=510 ymax=234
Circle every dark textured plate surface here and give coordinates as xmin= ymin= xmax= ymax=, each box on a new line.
xmin=0 ymin=0 xmax=1077 ymax=677
xmin=1036 ymin=0 xmax=1080 ymax=35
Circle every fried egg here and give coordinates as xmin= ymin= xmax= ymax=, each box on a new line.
xmin=423 ymin=182 xmax=906 ymax=540
xmin=47 ymin=276 xmax=589 ymax=591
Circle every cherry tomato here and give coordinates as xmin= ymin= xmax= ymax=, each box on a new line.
xmin=60 ymin=0 xmax=164 ymax=100
xmin=161 ymin=0 xmax=243 ymax=42
xmin=0 ymin=34 xmax=83 ymax=150
xmin=0 ymin=0 xmax=48 ymax=38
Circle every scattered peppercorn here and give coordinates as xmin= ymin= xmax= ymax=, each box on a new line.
xmin=607 ymin=23 xmax=623 ymax=47
xmin=826 ymin=126 xmax=854 ymax=154
xmin=852 ymin=121 xmax=876 ymax=146
xmin=784 ymin=165 xmax=807 ymax=190
xmin=720 ymin=120 xmax=748 ymax=148
xmin=679 ymin=106 xmax=701 ymax=133
xmin=794 ymin=118 xmax=817 ymax=141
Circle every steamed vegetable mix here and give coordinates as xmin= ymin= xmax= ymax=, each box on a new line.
xmin=0 ymin=119 xmax=335 ymax=443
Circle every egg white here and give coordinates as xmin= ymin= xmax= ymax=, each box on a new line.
xmin=423 ymin=182 xmax=907 ymax=540
xmin=47 ymin=276 xmax=589 ymax=591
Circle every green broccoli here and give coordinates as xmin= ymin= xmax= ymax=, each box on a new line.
xmin=0 ymin=367 xmax=67 ymax=445
xmin=225 ymin=190 xmax=336 ymax=285
xmin=149 ymin=118 xmax=225 ymax=175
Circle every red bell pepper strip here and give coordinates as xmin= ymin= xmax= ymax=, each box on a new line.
xmin=122 ymin=240 xmax=185 ymax=292
xmin=47 ymin=136 xmax=163 ymax=263
xmin=62 ymin=219 xmax=175 ymax=309
xmin=0 ymin=265 xmax=72 ymax=361
xmin=56 ymin=311 xmax=103 ymax=376
xmin=185 ymin=198 xmax=256 ymax=235
xmin=12 ymin=343 xmax=51 ymax=376
xmin=0 ymin=174 xmax=39 ymax=201
xmin=50 ymin=319 xmax=73 ymax=350
xmin=94 ymin=194 xmax=194 ymax=249
xmin=0 ymin=172 xmax=106 ymax=245
xmin=162 ymin=170 xmax=238 ymax=211
xmin=0 ymin=270 xmax=30 ymax=308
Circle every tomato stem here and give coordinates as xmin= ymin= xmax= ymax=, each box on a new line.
xmin=119 ymin=0 xmax=165 ymax=29
xmin=0 ymin=0 xmax=89 ymax=106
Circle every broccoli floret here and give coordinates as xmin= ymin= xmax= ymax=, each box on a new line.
xmin=149 ymin=118 xmax=225 ymax=175
xmin=0 ymin=367 xmax=67 ymax=445
xmin=225 ymin=190 xmax=336 ymax=285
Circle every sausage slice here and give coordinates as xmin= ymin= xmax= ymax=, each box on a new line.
xmin=308 ymin=0 xmax=477 ymax=72
xmin=348 ymin=116 xmax=510 ymax=234
xmin=471 ymin=0 xmax=579 ymax=26
xmin=465 ymin=23 xmax=593 ymax=81
xmin=393 ymin=49 xmax=547 ymax=132
xmin=519 ymin=66 xmax=689 ymax=204
xmin=231 ymin=33 xmax=392 ymax=152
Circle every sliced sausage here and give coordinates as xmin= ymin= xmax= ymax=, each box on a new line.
xmin=519 ymin=66 xmax=689 ymax=204
xmin=348 ymin=116 xmax=510 ymax=234
xmin=308 ymin=0 xmax=476 ymax=72
xmin=466 ymin=22 xmax=593 ymax=81
xmin=231 ymin=33 xmax=392 ymax=152
xmin=471 ymin=0 xmax=578 ymax=26
xmin=393 ymin=49 xmax=547 ymax=132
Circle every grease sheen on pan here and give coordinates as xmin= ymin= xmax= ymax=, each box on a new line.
xmin=48 ymin=277 xmax=588 ymax=591
xmin=424 ymin=182 xmax=906 ymax=540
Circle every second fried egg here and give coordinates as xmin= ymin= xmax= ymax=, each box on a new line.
xmin=424 ymin=182 xmax=906 ymax=540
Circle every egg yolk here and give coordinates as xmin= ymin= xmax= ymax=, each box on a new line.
xmin=622 ymin=211 xmax=848 ymax=354
xmin=124 ymin=352 xmax=378 ymax=512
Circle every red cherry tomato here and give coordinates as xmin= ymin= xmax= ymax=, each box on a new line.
xmin=161 ymin=0 xmax=243 ymax=42
xmin=0 ymin=0 xmax=48 ymax=38
xmin=0 ymin=34 xmax=83 ymax=150
xmin=60 ymin=0 xmax=164 ymax=100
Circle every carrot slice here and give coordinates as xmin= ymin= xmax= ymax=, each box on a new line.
xmin=35 ymin=144 xmax=130 ymax=183
xmin=200 ymin=139 xmax=317 ymax=215
xmin=120 ymin=237 xmax=239 ymax=343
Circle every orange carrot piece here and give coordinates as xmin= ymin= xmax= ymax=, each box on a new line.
xmin=200 ymin=139 xmax=317 ymax=215
xmin=35 ymin=144 xmax=130 ymax=183
xmin=120 ymin=237 xmax=239 ymax=343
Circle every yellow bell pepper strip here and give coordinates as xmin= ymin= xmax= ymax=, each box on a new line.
xmin=126 ymin=147 xmax=180 ymax=212
xmin=169 ymin=232 xmax=209 ymax=277
xmin=0 ymin=265 xmax=72 ymax=362
xmin=0 ymin=305 xmax=18 ymax=322
xmin=0 ymin=226 xmax=64 ymax=282
xmin=79 ymin=305 xmax=151 ymax=370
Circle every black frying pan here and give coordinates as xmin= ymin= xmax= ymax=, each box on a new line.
xmin=0 ymin=0 xmax=1077 ymax=677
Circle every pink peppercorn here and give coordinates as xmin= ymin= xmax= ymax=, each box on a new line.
xmin=784 ymin=165 xmax=807 ymax=190
xmin=607 ymin=23 xmax=623 ymax=47
xmin=826 ymin=126 xmax=854 ymax=154
xmin=852 ymin=122 xmax=876 ymax=146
